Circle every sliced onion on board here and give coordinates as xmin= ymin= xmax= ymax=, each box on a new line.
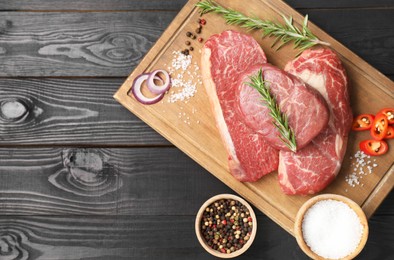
xmin=147 ymin=69 xmax=171 ymax=94
xmin=131 ymin=73 xmax=165 ymax=105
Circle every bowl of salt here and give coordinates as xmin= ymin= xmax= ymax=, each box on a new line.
xmin=294 ymin=194 xmax=369 ymax=260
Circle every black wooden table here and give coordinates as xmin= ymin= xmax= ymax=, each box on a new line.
xmin=0 ymin=1 xmax=393 ymax=259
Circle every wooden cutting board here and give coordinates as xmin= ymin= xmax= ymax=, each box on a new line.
xmin=114 ymin=0 xmax=394 ymax=235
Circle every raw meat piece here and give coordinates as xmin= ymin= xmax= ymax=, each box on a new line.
xmin=201 ymin=30 xmax=279 ymax=181
xmin=279 ymin=48 xmax=352 ymax=195
xmin=237 ymin=64 xmax=329 ymax=151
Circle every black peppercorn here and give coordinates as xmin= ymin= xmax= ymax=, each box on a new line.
xmin=185 ymin=41 xmax=191 ymax=45
xmin=200 ymin=199 xmax=253 ymax=254
xmin=189 ymin=47 xmax=194 ymax=51
xmin=186 ymin=31 xmax=192 ymax=37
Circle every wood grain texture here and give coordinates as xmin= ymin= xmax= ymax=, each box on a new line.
xmin=0 ymin=147 xmax=392 ymax=216
xmin=0 ymin=215 xmax=308 ymax=260
xmin=0 ymin=0 xmax=392 ymax=11
xmin=0 ymin=147 xmax=233 ymax=215
xmin=0 ymin=9 xmax=393 ymax=77
xmin=286 ymin=0 xmax=394 ymax=9
xmin=0 ymin=78 xmax=168 ymax=145
xmin=0 ymin=215 xmax=392 ymax=260
xmin=0 ymin=12 xmax=177 ymax=77
xmin=0 ymin=0 xmax=188 ymax=11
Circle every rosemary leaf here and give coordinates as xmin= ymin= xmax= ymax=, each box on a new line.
xmin=246 ymin=69 xmax=297 ymax=152
xmin=196 ymin=0 xmax=330 ymax=53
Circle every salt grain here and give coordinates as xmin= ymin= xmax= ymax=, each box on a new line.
xmin=345 ymin=151 xmax=379 ymax=188
xmin=302 ymin=200 xmax=363 ymax=259
xmin=166 ymin=51 xmax=202 ymax=103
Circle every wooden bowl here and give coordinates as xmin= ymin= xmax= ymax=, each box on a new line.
xmin=294 ymin=194 xmax=369 ymax=260
xmin=195 ymin=194 xmax=257 ymax=258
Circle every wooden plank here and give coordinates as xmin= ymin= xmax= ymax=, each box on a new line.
xmin=0 ymin=78 xmax=168 ymax=145
xmin=0 ymin=147 xmax=234 ymax=215
xmin=0 ymin=0 xmax=188 ymax=11
xmin=1 ymin=147 xmax=392 ymax=216
xmin=0 ymin=215 xmax=306 ymax=259
xmin=0 ymin=9 xmax=392 ymax=77
xmin=0 ymin=12 xmax=177 ymax=77
xmin=0 ymin=0 xmax=392 ymax=11
xmin=0 ymin=215 xmax=392 ymax=259
xmin=286 ymin=0 xmax=394 ymax=9
xmin=114 ymin=0 xmax=394 ymax=235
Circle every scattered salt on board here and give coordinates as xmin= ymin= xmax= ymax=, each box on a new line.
xmin=344 ymin=150 xmax=379 ymax=190
xmin=167 ymin=51 xmax=202 ymax=103
xmin=302 ymin=199 xmax=363 ymax=259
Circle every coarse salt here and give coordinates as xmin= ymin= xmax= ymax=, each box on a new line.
xmin=345 ymin=150 xmax=378 ymax=189
xmin=167 ymin=51 xmax=202 ymax=103
xmin=302 ymin=199 xmax=363 ymax=259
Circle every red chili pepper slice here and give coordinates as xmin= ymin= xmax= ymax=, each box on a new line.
xmin=360 ymin=140 xmax=389 ymax=156
xmin=378 ymin=108 xmax=394 ymax=125
xmin=351 ymin=114 xmax=374 ymax=131
xmin=370 ymin=113 xmax=389 ymax=140
xmin=385 ymin=126 xmax=394 ymax=139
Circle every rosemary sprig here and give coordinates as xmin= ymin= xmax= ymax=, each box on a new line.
xmin=246 ymin=69 xmax=297 ymax=152
xmin=196 ymin=0 xmax=330 ymax=53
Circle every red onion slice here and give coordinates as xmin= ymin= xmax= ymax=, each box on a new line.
xmin=131 ymin=73 xmax=164 ymax=105
xmin=147 ymin=69 xmax=171 ymax=94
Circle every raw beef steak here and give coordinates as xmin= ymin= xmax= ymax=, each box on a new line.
xmin=237 ymin=64 xmax=329 ymax=151
xmin=279 ymin=48 xmax=352 ymax=195
xmin=201 ymin=30 xmax=279 ymax=181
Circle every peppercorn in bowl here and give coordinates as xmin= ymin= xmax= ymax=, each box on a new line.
xmin=195 ymin=194 xmax=257 ymax=258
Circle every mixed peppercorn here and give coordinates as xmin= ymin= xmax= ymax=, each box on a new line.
xmin=181 ymin=18 xmax=206 ymax=55
xmin=200 ymin=199 xmax=253 ymax=254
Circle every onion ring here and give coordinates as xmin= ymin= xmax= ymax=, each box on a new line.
xmin=147 ymin=69 xmax=171 ymax=94
xmin=131 ymin=73 xmax=165 ymax=105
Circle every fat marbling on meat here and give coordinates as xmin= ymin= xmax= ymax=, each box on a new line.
xmin=237 ymin=63 xmax=329 ymax=151
xmin=279 ymin=48 xmax=353 ymax=195
xmin=201 ymin=30 xmax=279 ymax=181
